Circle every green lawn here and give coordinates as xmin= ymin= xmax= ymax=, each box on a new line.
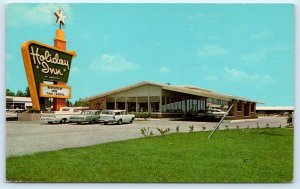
xmin=6 ymin=128 xmax=293 ymax=183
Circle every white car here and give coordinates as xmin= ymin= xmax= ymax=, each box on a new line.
xmin=6 ymin=109 xmax=25 ymax=120
xmin=99 ymin=110 xmax=135 ymax=125
xmin=210 ymin=109 xmax=227 ymax=118
xmin=41 ymin=107 xmax=88 ymax=124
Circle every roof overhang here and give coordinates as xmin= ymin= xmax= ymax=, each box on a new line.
xmin=82 ymin=81 xmax=262 ymax=103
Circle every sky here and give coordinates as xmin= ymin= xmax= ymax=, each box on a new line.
xmin=5 ymin=3 xmax=294 ymax=106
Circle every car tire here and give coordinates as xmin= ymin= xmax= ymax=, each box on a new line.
xmin=130 ymin=118 xmax=134 ymax=123
xmin=60 ymin=119 xmax=66 ymax=124
xmin=117 ymin=119 xmax=122 ymax=125
xmin=48 ymin=121 xmax=53 ymax=124
xmin=104 ymin=122 xmax=108 ymax=125
xmin=77 ymin=122 xmax=81 ymax=125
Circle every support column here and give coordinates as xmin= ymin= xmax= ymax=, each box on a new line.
xmin=114 ymin=97 xmax=117 ymax=110
xmin=159 ymin=95 xmax=162 ymax=113
xmin=169 ymin=97 xmax=172 ymax=112
xmin=165 ymin=97 xmax=167 ymax=113
xmin=136 ymin=97 xmax=138 ymax=112
xmin=125 ymin=98 xmax=128 ymax=111
xmin=53 ymin=29 xmax=67 ymax=111
xmin=147 ymin=96 xmax=150 ymax=113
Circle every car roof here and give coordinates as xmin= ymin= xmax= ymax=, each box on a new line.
xmin=102 ymin=110 xmax=125 ymax=112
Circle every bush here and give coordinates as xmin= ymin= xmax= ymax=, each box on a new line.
xmin=176 ymin=125 xmax=180 ymax=133
xmin=287 ymin=115 xmax=293 ymax=125
xmin=157 ymin=128 xmax=171 ymax=136
xmin=140 ymin=127 xmax=154 ymax=138
xmin=189 ymin=125 xmax=194 ymax=133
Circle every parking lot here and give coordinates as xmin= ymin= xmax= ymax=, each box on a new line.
xmin=6 ymin=116 xmax=288 ymax=157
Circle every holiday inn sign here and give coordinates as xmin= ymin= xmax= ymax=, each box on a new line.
xmin=21 ymin=40 xmax=76 ymax=110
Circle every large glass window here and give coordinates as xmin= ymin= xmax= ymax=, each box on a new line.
xmin=237 ymin=101 xmax=243 ymax=111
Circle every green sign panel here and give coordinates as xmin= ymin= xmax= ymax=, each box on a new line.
xmin=28 ymin=42 xmax=73 ymax=84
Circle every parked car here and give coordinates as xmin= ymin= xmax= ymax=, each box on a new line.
xmin=69 ymin=110 xmax=101 ymax=124
xmin=99 ymin=110 xmax=135 ymax=125
xmin=210 ymin=109 xmax=227 ymax=118
xmin=40 ymin=107 xmax=88 ymax=124
xmin=6 ymin=109 xmax=25 ymax=120
xmin=197 ymin=109 xmax=227 ymax=119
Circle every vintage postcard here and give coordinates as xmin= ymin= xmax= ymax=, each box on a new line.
xmin=5 ymin=3 xmax=294 ymax=183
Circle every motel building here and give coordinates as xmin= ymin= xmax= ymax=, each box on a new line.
xmin=6 ymin=96 xmax=32 ymax=110
xmin=84 ymin=81 xmax=259 ymax=120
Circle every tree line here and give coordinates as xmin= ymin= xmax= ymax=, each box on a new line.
xmin=6 ymin=87 xmax=30 ymax=97
xmin=7 ymin=87 xmax=88 ymax=107
xmin=66 ymin=99 xmax=88 ymax=107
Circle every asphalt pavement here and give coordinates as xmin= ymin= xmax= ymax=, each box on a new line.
xmin=6 ymin=116 xmax=288 ymax=157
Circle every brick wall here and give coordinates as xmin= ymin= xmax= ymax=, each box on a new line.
xmin=88 ymin=98 xmax=106 ymax=110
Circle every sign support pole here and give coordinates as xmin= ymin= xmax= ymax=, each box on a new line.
xmin=208 ymin=104 xmax=234 ymax=139
xmin=53 ymin=29 xmax=67 ymax=111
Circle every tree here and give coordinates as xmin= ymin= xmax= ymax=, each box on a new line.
xmin=6 ymin=89 xmax=15 ymax=96
xmin=73 ymin=99 xmax=88 ymax=107
xmin=24 ymin=86 xmax=30 ymax=97
xmin=66 ymin=99 xmax=73 ymax=107
xmin=16 ymin=90 xmax=25 ymax=97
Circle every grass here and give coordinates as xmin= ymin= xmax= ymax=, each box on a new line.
xmin=6 ymin=128 xmax=293 ymax=183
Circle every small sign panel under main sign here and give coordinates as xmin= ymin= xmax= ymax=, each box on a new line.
xmin=39 ymin=84 xmax=71 ymax=99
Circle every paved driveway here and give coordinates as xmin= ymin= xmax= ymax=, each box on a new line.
xmin=6 ymin=116 xmax=288 ymax=157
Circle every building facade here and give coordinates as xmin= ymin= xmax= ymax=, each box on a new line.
xmin=85 ymin=81 xmax=259 ymax=119
xmin=6 ymin=96 xmax=32 ymax=110
xmin=256 ymin=106 xmax=294 ymax=115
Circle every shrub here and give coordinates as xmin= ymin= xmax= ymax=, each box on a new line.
xmin=176 ymin=125 xmax=180 ymax=133
xmin=157 ymin=128 xmax=171 ymax=136
xmin=140 ymin=127 xmax=154 ymax=138
xmin=189 ymin=125 xmax=194 ymax=133
xmin=287 ymin=115 xmax=293 ymax=125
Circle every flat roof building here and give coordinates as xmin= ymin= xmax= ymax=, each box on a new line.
xmin=84 ymin=81 xmax=260 ymax=119
xmin=256 ymin=106 xmax=294 ymax=115
xmin=6 ymin=96 xmax=32 ymax=110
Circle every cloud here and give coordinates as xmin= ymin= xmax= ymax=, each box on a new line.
xmin=206 ymin=75 xmax=218 ymax=81
xmin=7 ymin=4 xmax=71 ymax=27
xmin=159 ymin=66 xmax=171 ymax=73
xmin=89 ymin=54 xmax=140 ymax=72
xmin=197 ymin=44 xmax=227 ymax=56
xmin=224 ymin=68 xmax=274 ymax=84
xmin=241 ymin=52 xmax=266 ymax=62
